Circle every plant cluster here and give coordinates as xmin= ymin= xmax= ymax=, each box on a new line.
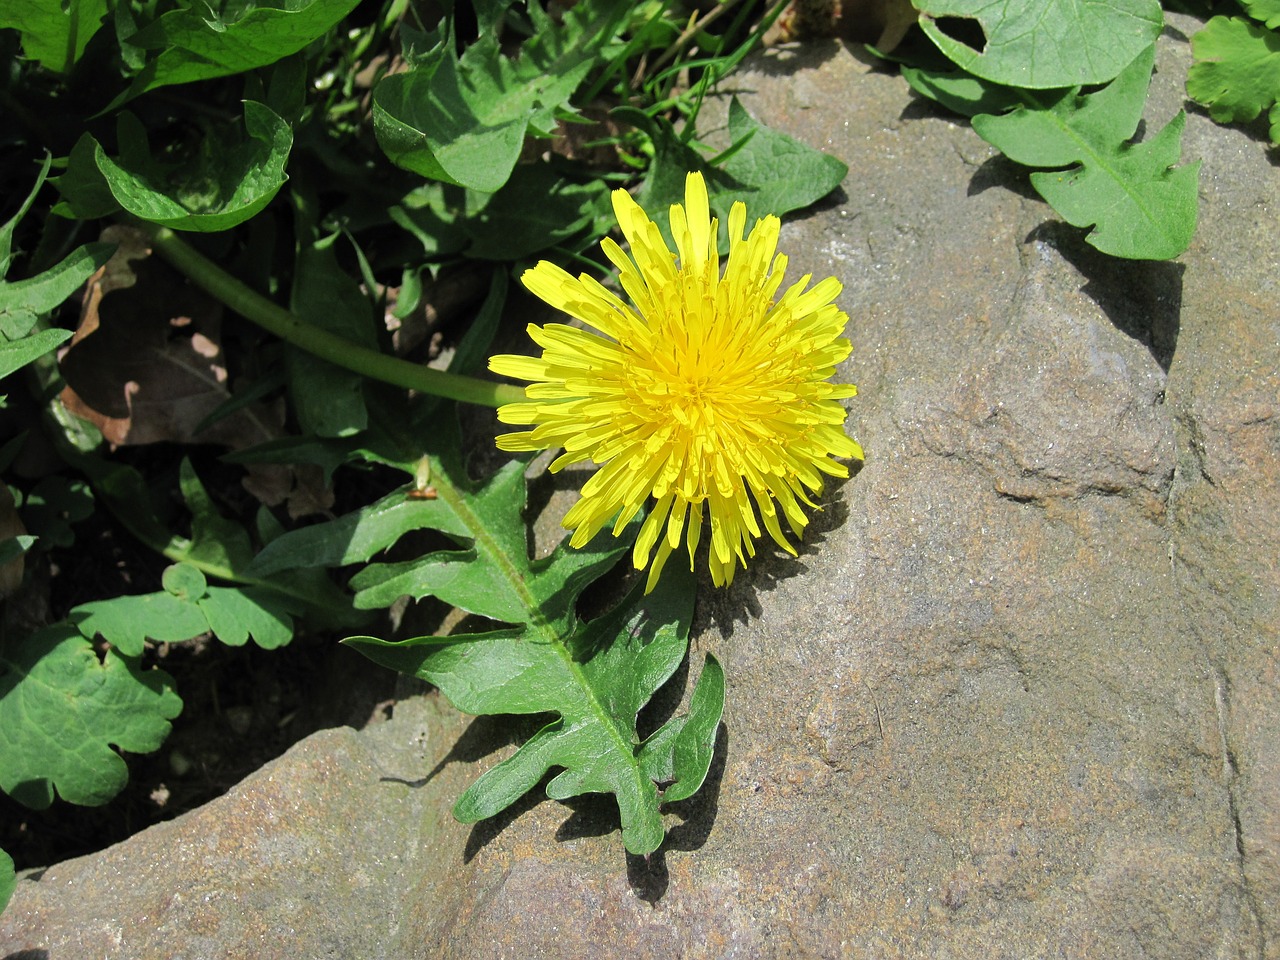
xmin=875 ymin=0 xmax=1277 ymax=261
xmin=0 ymin=0 xmax=1274 ymax=912
xmin=0 ymin=0 xmax=853 ymax=898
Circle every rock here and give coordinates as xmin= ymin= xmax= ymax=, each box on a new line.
xmin=2 ymin=14 xmax=1276 ymax=958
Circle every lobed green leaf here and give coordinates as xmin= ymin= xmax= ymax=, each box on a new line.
xmin=1187 ymin=14 xmax=1280 ymax=144
xmin=970 ymin=45 xmax=1199 ymax=259
xmin=0 ymin=625 xmax=182 ymax=809
xmin=70 ymin=561 xmax=299 ymax=656
xmin=348 ymin=563 xmax=720 ymax=855
xmin=336 ymin=408 xmax=723 ymax=853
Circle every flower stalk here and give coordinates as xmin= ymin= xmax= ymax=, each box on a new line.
xmin=140 ymin=224 xmax=525 ymax=409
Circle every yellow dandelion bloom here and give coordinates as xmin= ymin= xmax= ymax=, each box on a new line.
xmin=489 ymin=171 xmax=863 ymax=591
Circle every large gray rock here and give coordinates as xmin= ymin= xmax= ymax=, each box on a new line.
xmin=2 ymin=13 xmax=1276 ymax=958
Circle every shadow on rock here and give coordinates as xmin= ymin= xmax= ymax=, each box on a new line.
xmin=463 ymin=778 xmax=557 ymax=863
xmin=966 ymin=153 xmax=1044 ymax=203
xmin=1029 ymin=221 xmax=1183 ymax=371
xmin=701 ymin=469 xmax=856 ymax=639
xmin=380 ymin=712 xmax=548 ymax=791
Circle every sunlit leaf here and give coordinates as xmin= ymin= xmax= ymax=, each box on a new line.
xmin=0 ymin=0 xmax=109 ymax=74
xmin=115 ymin=0 xmax=361 ymax=104
xmin=970 ymin=45 xmax=1199 ymax=259
xmin=92 ymin=103 xmax=292 ymax=232
xmin=372 ymin=3 xmax=629 ymax=191
xmin=916 ymin=0 xmax=1163 ymax=88
xmin=1187 ymin=14 xmax=1280 ymax=144
xmin=0 ymin=625 xmax=182 ymax=809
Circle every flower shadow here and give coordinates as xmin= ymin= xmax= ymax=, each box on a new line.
xmin=700 ymin=466 xmax=857 ymax=638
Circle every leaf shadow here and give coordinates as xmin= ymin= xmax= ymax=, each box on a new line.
xmin=624 ymin=723 xmax=730 ymax=905
xmin=965 ymin=152 xmax=1044 ymax=203
xmin=1026 ymin=220 xmax=1183 ymax=372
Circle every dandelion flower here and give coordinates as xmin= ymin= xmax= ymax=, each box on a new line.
xmin=489 ymin=171 xmax=862 ymax=591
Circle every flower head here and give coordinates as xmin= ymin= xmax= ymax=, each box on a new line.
xmin=489 ymin=172 xmax=862 ymax=591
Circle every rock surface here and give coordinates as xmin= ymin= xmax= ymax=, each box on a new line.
xmin=3 ymin=14 xmax=1277 ymax=959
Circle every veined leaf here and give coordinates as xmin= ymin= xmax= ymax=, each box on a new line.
xmin=969 ymin=45 xmax=1199 ymax=260
xmin=632 ymin=97 xmax=847 ymax=251
xmin=91 ymin=102 xmax=292 ymax=232
xmin=1187 ymin=14 xmax=1280 ymax=144
xmin=0 ymin=0 xmax=109 ymax=74
xmin=0 ymin=624 xmax=182 ymax=809
xmin=269 ymin=417 xmax=722 ymax=853
xmin=71 ymin=562 xmax=296 ymax=655
xmin=114 ymin=0 xmax=361 ymax=105
xmin=1 ymin=158 xmax=115 ymax=340
xmin=372 ymin=2 xmax=630 ymax=191
xmin=347 ymin=564 xmax=724 ymax=856
xmin=916 ymin=0 xmax=1163 ymax=88
xmin=285 ymin=233 xmax=378 ymax=438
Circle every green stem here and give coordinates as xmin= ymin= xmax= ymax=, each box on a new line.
xmin=139 ymin=224 xmax=526 ymax=409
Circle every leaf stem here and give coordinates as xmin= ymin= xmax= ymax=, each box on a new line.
xmin=138 ymin=224 xmax=526 ymax=409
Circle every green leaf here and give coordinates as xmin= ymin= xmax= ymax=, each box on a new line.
xmin=0 ymin=329 xmax=72 ymax=380
xmin=0 ymin=625 xmax=182 ymax=809
xmin=1245 ymin=0 xmax=1280 ymax=29
xmin=92 ymin=102 xmax=292 ymax=232
xmin=348 ymin=563 xmax=717 ymax=855
xmin=336 ymin=413 xmax=722 ymax=854
xmin=70 ymin=590 xmax=210 ymax=656
xmin=71 ymin=561 xmax=298 ymax=654
xmin=970 ymin=45 xmax=1199 ymax=259
xmin=285 ymin=234 xmax=377 ymax=438
xmin=0 ymin=0 xmax=109 ymax=73
xmin=0 ymin=846 xmax=14 ymax=915
xmin=461 ymin=164 xmax=614 ymax=261
xmin=115 ymin=0 xmax=361 ymax=104
xmin=633 ymin=98 xmax=847 ymax=250
xmin=372 ymin=2 xmax=629 ymax=191
xmin=1187 ymin=15 xmax=1280 ymax=144
xmin=717 ymin=98 xmax=849 ymax=224
xmin=0 ymin=244 xmax=114 ymax=340
xmin=916 ymin=0 xmax=1163 ymax=88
